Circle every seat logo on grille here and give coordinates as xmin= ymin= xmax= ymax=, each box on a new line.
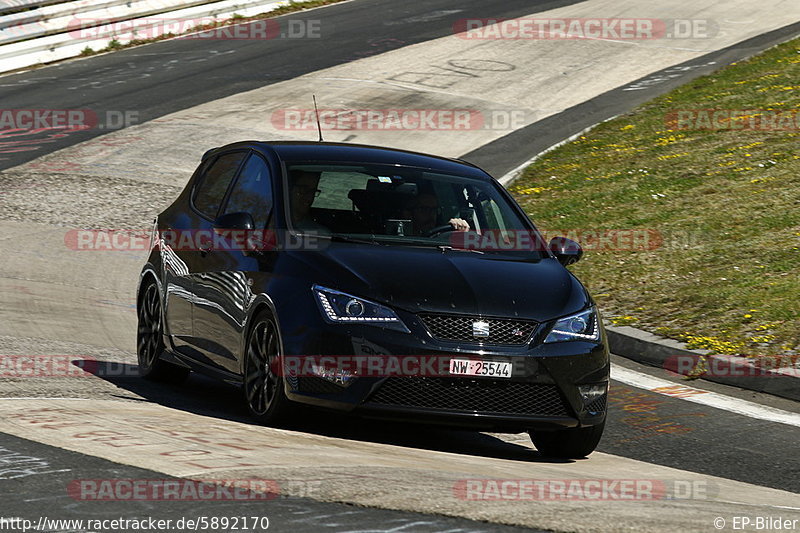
xmin=472 ymin=320 xmax=490 ymax=337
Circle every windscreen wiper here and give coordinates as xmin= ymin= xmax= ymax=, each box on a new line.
xmin=325 ymin=234 xmax=385 ymax=246
xmin=437 ymin=245 xmax=484 ymax=254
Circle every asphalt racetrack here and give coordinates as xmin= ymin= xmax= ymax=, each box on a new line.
xmin=1 ymin=0 xmax=799 ymax=531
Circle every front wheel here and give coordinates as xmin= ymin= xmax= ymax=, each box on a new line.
xmin=137 ymin=282 xmax=190 ymax=384
xmin=243 ymin=311 xmax=296 ymax=425
xmin=529 ymin=421 xmax=605 ymax=458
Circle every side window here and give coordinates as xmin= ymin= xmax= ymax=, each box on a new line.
xmin=224 ymin=153 xmax=273 ymax=229
xmin=482 ymin=198 xmax=505 ymax=231
xmin=193 ymin=152 xmax=246 ymax=219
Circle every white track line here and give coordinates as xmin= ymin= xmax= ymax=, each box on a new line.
xmin=611 ymin=364 xmax=800 ymax=428
xmin=0 ymin=397 xmax=92 ymax=400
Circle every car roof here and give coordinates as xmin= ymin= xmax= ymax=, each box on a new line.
xmin=206 ymin=141 xmax=493 ymax=180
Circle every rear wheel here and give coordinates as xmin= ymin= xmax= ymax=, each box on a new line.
xmin=137 ymin=281 xmax=190 ymax=383
xmin=529 ymin=421 xmax=605 ymax=458
xmin=243 ymin=310 xmax=295 ymax=425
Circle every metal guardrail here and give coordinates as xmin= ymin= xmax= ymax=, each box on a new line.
xmin=0 ymin=0 xmax=287 ymax=73
xmin=0 ymin=0 xmax=71 ymax=17
xmin=2 ymin=0 xmax=139 ymax=30
xmin=0 ymin=0 xmax=218 ymax=45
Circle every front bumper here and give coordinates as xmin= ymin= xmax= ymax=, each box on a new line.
xmin=277 ymin=306 xmax=609 ymax=432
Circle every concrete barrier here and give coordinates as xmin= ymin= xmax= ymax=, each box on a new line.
xmin=606 ymin=324 xmax=800 ymax=402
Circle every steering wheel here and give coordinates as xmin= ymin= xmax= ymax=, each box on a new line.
xmin=423 ymin=224 xmax=458 ymax=238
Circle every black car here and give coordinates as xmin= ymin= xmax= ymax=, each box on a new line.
xmin=136 ymin=141 xmax=609 ymax=458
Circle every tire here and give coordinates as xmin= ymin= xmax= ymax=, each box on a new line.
xmin=529 ymin=421 xmax=605 ymax=459
xmin=242 ymin=310 xmax=296 ymax=425
xmin=137 ymin=281 xmax=190 ymax=384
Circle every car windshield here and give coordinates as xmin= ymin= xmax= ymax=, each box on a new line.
xmin=283 ymin=162 xmax=546 ymax=255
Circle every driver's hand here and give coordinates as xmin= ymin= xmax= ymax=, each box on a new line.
xmin=448 ymin=218 xmax=470 ymax=232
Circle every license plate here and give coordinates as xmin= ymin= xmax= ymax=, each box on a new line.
xmin=449 ymin=359 xmax=512 ymax=378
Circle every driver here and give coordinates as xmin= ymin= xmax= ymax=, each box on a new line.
xmin=404 ymin=192 xmax=470 ymax=235
xmin=289 ymin=169 xmax=330 ymax=234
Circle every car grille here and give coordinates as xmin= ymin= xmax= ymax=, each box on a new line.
xmin=586 ymin=394 xmax=607 ymax=414
xmin=419 ymin=314 xmax=537 ymax=345
xmin=296 ymin=376 xmax=344 ymax=395
xmin=367 ymin=378 xmax=569 ymax=417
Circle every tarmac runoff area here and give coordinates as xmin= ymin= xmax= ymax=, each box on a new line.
xmin=0 ymin=398 xmax=798 ymax=532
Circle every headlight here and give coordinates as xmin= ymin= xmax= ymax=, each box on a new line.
xmin=312 ymin=285 xmax=409 ymax=333
xmin=544 ymin=307 xmax=600 ymax=343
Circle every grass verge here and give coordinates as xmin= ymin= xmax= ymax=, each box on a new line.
xmin=510 ymin=38 xmax=800 ymax=358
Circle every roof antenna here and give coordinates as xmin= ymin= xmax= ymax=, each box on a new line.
xmin=312 ymin=94 xmax=323 ymax=142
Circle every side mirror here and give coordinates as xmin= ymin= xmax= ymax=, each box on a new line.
xmin=549 ymin=236 xmax=583 ymax=266
xmin=211 ymin=212 xmax=264 ymax=255
xmin=213 ymin=212 xmax=254 ymax=231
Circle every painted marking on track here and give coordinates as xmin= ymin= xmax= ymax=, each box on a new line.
xmin=611 ymin=365 xmax=800 ymax=429
xmin=608 ymin=387 xmax=705 ymax=441
xmin=715 ymin=499 xmax=800 ymax=512
xmin=0 ymin=445 xmax=71 ymax=479
xmin=384 ymin=10 xmax=463 ymax=26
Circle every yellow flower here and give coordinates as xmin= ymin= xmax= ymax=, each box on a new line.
xmin=517 ymin=186 xmax=551 ymax=195
xmin=610 ymin=315 xmax=639 ymax=326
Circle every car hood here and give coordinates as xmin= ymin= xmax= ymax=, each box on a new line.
xmin=288 ymin=243 xmax=591 ymax=321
